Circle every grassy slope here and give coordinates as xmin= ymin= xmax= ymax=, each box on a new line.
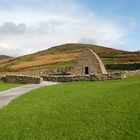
xmin=0 ymin=81 xmax=23 ymax=91
xmin=0 ymin=76 xmax=139 ymax=140
xmin=0 ymin=55 xmax=13 ymax=64
xmin=0 ymin=43 xmax=140 ymax=72
xmin=0 ymin=55 xmax=13 ymax=60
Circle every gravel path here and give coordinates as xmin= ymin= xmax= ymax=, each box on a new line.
xmin=0 ymin=81 xmax=58 ymax=109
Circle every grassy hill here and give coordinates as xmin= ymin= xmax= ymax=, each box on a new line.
xmin=0 ymin=55 xmax=14 ymax=72
xmin=0 ymin=43 xmax=140 ymax=72
xmin=0 ymin=55 xmax=13 ymax=63
xmin=0 ymin=76 xmax=139 ymax=140
xmin=0 ymin=55 xmax=12 ymax=60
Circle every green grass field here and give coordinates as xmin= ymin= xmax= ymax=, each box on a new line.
xmin=0 ymin=81 xmax=23 ymax=91
xmin=0 ymin=76 xmax=139 ymax=140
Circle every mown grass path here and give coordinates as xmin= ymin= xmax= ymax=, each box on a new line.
xmin=0 ymin=77 xmax=139 ymax=140
xmin=0 ymin=81 xmax=58 ymax=109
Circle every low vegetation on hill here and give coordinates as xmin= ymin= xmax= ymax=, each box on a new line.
xmin=0 ymin=76 xmax=139 ymax=140
xmin=0 ymin=43 xmax=140 ymax=72
xmin=0 ymin=55 xmax=13 ymax=60
xmin=0 ymin=55 xmax=13 ymax=64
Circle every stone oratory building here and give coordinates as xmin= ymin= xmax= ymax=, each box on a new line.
xmin=71 ymin=48 xmax=107 ymax=76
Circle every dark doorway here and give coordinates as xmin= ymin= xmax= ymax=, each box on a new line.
xmin=85 ymin=67 xmax=89 ymax=75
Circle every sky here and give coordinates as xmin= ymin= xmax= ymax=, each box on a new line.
xmin=0 ymin=0 xmax=139 ymax=56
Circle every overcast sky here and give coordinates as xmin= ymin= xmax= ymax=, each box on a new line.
xmin=0 ymin=0 xmax=139 ymax=56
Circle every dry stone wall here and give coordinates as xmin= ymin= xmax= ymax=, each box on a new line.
xmin=106 ymin=63 xmax=140 ymax=70
xmin=126 ymin=70 xmax=140 ymax=77
xmin=42 ymin=72 xmax=126 ymax=82
xmin=2 ymin=75 xmax=42 ymax=84
xmin=0 ymin=67 xmax=72 ymax=78
xmin=0 ymin=75 xmax=3 ymax=80
xmin=0 ymin=69 xmax=140 ymax=84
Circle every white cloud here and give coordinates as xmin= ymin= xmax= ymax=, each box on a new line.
xmin=0 ymin=0 xmax=130 ymax=56
xmin=0 ymin=22 xmax=27 ymax=36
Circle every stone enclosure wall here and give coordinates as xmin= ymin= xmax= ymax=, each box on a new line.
xmin=0 ymin=75 xmax=3 ymax=80
xmin=42 ymin=70 xmax=140 ymax=82
xmin=0 ymin=67 xmax=72 ymax=77
xmin=0 ymin=69 xmax=140 ymax=84
xmin=42 ymin=72 xmax=126 ymax=82
xmin=106 ymin=63 xmax=140 ymax=70
xmin=126 ymin=70 xmax=140 ymax=77
xmin=2 ymin=75 xmax=42 ymax=84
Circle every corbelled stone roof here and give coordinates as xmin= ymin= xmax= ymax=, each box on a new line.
xmin=71 ymin=48 xmax=107 ymax=75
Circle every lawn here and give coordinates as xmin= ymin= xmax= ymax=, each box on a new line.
xmin=0 ymin=80 xmax=23 ymax=91
xmin=0 ymin=76 xmax=139 ymax=140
